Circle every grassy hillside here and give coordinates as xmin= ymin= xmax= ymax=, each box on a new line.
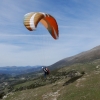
xmin=2 ymin=59 xmax=100 ymax=100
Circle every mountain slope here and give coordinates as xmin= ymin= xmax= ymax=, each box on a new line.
xmin=49 ymin=45 xmax=100 ymax=69
xmin=3 ymin=58 xmax=100 ymax=100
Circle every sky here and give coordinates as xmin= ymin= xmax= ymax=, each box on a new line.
xmin=0 ymin=0 xmax=100 ymax=66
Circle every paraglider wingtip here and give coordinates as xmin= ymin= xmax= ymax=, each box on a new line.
xmin=55 ymin=36 xmax=59 ymax=40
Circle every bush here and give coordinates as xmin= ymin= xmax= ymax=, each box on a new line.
xmin=0 ymin=92 xmax=5 ymax=99
xmin=81 ymin=71 xmax=85 ymax=75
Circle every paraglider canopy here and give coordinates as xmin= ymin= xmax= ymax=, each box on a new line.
xmin=23 ymin=12 xmax=59 ymax=39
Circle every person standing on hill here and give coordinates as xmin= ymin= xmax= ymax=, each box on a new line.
xmin=42 ymin=67 xmax=50 ymax=78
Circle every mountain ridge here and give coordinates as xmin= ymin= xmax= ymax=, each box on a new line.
xmin=49 ymin=45 xmax=100 ymax=70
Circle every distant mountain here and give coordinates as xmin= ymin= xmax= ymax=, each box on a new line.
xmin=0 ymin=66 xmax=42 ymax=76
xmin=49 ymin=45 xmax=100 ymax=70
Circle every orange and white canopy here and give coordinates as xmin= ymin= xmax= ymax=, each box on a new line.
xmin=23 ymin=12 xmax=59 ymax=39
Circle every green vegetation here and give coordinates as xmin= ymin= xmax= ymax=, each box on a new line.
xmin=2 ymin=59 xmax=100 ymax=100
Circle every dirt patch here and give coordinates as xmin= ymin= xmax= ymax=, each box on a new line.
xmin=76 ymin=78 xmax=86 ymax=87
xmin=42 ymin=90 xmax=60 ymax=100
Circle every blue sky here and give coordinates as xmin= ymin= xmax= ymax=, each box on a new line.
xmin=0 ymin=0 xmax=100 ymax=66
